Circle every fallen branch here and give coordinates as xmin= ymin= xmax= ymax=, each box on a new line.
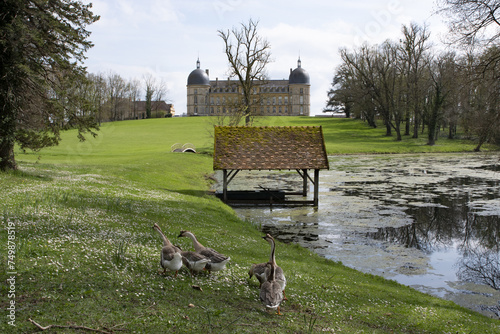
xmin=29 ymin=318 xmax=112 ymax=334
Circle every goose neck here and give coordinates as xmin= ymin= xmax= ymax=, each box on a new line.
xmin=185 ymin=232 xmax=204 ymax=252
xmin=269 ymin=238 xmax=277 ymax=265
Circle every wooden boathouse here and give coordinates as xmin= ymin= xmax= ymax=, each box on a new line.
xmin=213 ymin=126 xmax=329 ymax=206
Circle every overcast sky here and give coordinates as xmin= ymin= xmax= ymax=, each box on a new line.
xmin=84 ymin=0 xmax=449 ymax=116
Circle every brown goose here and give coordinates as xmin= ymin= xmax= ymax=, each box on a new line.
xmin=259 ymin=261 xmax=284 ymax=315
xmin=153 ymin=224 xmax=183 ymax=277
xmin=262 ymin=234 xmax=287 ymax=299
xmin=248 ymin=263 xmax=268 ymax=287
xmin=180 ymin=250 xmax=210 ymax=274
xmin=178 ymin=230 xmax=230 ymax=272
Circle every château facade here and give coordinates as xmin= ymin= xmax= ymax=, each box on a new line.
xmin=186 ymin=58 xmax=310 ymax=116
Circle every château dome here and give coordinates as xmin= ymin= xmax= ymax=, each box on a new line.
xmin=187 ymin=59 xmax=210 ymax=86
xmin=289 ymin=58 xmax=310 ymax=85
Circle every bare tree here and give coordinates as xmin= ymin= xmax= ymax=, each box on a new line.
xmin=143 ymin=73 xmax=155 ymax=119
xmin=457 ymin=247 xmax=500 ymax=290
xmin=218 ymin=19 xmax=272 ymax=125
xmin=86 ymin=73 xmax=107 ymax=125
xmin=437 ymin=2 xmax=500 ymax=150
xmin=425 ymin=52 xmax=457 ymax=145
xmin=105 ymin=72 xmax=130 ymax=121
xmin=399 ymin=23 xmax=432 ymax=138
xmin=143 ymin=74 xmax=169 ymax=118
xmin=129 ymin=78 xmax=142 ymax=120
xmin=437 ymin=0 xmax=500 ymax=46
xmin=340 ymin=43 xmax=405 ymax=139
xmin=152 ymin=79 xmax=169 ymax=117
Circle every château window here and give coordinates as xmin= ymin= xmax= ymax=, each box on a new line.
xmin=278 ymin=96 xmax=282 ymax=105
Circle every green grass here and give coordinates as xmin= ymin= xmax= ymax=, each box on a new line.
xmin=1 ymin=117 xmax=499 ymax=333
xmin=254 ymin=116 xmax=496 ymax=154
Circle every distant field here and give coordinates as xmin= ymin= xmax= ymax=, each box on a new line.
xmin=18 ymin=116 xmax=497 ymax=166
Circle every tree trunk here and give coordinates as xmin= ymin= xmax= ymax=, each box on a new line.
xmin=405 ymin=115 xmax=411 ymax=136
xmin=413 ymin=113 xmax=419 ymax=138
xmin=427 ymin=85 xmax=443 ymax=146
xmin=395 ymin=122 xmax=402 ymax=141
xmin=385 ymin=119 xmax=392 ymax=136
xmin=448 ymin=123 xmax=456 ymax=139
xmin=0 ymin=139 xmax=16 ymax=171
xmin=0 ymin=129 xmax=17 ymax=171
xmin=0 ymin=102 xmax=17 ymax=170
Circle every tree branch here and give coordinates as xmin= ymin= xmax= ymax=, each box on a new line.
xmin=29 ymin=318 xmax=114 ymax=333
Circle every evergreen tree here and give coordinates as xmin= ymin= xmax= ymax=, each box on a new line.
xmin=0 ymin=0 xmax=99 ymax=170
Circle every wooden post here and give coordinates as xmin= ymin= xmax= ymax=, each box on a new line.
xmin=302 ymin=169 xmax=308 ymax=196
xmin=223 ymin=169 xmax=228 ymax=202
xmin=313 ymin=169 xmax=320 ymax=206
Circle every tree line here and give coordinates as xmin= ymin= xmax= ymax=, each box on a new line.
xmin=82 ymin=72 xmax=170 ymax=124
xmin=325 ymin=24 xmax=499 ymax=151
xmin=325 ymin=1 xmax=500 ymax=151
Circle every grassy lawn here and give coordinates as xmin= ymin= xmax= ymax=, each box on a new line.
xmin=1 ymin=117 xmax=499 ymax=333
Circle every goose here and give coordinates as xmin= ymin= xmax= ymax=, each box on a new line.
xmin=248 ymin=263 xmax=268 ymax=287
xmin=152 ymin=224 xmax=183 ymax=277
xmin=180 ymin=251 xmax=210 ymax=274
xmin=262 ymin=234 xmax=287 ymax=300
xmin=259 ymin=262 xmax=284 ymax=315
xmin=178 ymin=230 xmax=230 ymax=272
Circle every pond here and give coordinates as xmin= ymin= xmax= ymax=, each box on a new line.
xmin=215 ymin=153 xmax=500 ymax=319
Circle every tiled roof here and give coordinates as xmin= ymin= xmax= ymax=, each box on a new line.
xmin=213 ymin=126 xmax=329 ymax=170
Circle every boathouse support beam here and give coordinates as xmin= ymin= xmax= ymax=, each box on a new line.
xmin=314 ymin=169 xmax=320 ymax=206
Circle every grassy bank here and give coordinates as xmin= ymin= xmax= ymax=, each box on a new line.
xmin=2 ymin=117 xmax=499 ymax=333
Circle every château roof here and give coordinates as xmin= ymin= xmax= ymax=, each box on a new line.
xmin=289 ymin=58 xmax=310 ymax=85
xmin=213 ymin=126 xmax=329 ymax=170
xmin=187 ymin=59 xmax=210 ymax=86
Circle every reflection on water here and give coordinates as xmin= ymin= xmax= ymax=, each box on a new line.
xmin=215 ymin=153 xmax=500 ymax=318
